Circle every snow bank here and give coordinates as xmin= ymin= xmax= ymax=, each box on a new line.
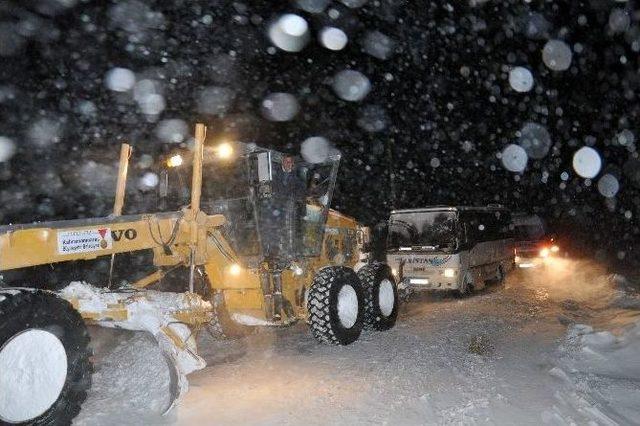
xmin=551 ymin=321 xmax=640 ymax=424
xmin=74 ymin=330 xmax=172 ymax=426
xmin=58 ymin=282 xmax=210 ymax=412
xmin=562 ymin=321 xmax=640 ymax=380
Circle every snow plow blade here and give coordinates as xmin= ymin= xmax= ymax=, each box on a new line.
xmin=58 ymin=282 xmax=211 ymax=413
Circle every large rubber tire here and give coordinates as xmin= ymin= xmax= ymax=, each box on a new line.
xmin=206 ymin=291 xmax=255 ymax=339
xmin=307 ymin=266 xmax=365 ymax=345
xmin=495 ymin=265 xmax=506 ymax=286
xmin=0 ymin=290 xmax=92 ymax=426
xmin=357 ymin=263 xmax=399 ymax=331
xmin=456 ymin=272 xmax=475 ymax=297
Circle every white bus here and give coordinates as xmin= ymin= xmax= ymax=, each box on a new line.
xmin=386 ymin=206 xmax=514 ymax=295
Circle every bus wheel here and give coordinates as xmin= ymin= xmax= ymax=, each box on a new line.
xmin=457 ymin=273 xmax=475 ymax=297
xmin=495 ymin=265 xmax=506 ymax=286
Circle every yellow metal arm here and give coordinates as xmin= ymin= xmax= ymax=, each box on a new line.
xmin=0 ymin=211 xmax=225 ymax=271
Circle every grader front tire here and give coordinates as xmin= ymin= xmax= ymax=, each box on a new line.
xmin=307 ymin=266 xmax=365 ymax=345
xmin=357 ymin=263 xmax=399 ymax=331
xmin=0 ymin=290 xmax=92 ymax=426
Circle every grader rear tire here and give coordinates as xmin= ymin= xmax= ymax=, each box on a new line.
xmin=0 ymin=290 xmax=92 ymax=426
xmin=307 ymin=266 xmax=364 ymax=345
xmin=357 ymin=263 xmax=399 ymax=331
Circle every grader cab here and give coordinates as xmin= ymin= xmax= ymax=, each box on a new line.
xmin=160 ymin=139 xmax=358 ymax=328
xmin=0 ymin=124 xmax=399 ymax=425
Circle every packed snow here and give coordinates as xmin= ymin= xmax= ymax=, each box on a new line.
xmin=74 ymin=328 xmax=172 ymax=426
xmin=59 ymin=282 xmax=209 ymax=411
xmin=76 ymin=259 xmax=640 ymax=425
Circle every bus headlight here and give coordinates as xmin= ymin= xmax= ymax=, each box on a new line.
xmin=443 ymin=268 xmax=456 ymax=278
xmin=539 ymin=248 xmax=550 ymax=258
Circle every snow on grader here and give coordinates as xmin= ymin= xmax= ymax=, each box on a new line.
xmin=0 ymin=124 xmax=399 ymax=425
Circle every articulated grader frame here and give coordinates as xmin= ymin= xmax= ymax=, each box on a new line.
xmin=0 ymin=124 xmax=399 ymax=425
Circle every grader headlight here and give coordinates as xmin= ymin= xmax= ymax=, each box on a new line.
xmin=167 ymin=154 xmax=183 ymax=168
xmin=227 ymin=263 xmax=242 ymax=276
xmin=216 ymin=142 xmax=234 ymax=159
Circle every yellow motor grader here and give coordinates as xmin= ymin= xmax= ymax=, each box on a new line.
xmin=0 ymin=123 xmax=399 ymax=425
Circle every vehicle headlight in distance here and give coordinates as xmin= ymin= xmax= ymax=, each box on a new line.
xmin=539 ymin=248 xmax=550 ymax=258
xmin=550 ymin=245 xmax=560 ymax=253
xmin=443 ymin=268 xmax=456 ymax=278
xmin=391 ymin=268 xmax=398 ymax=277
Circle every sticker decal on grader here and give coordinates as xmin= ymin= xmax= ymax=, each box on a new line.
xmin=57 ymin=228 xmax=113 ymax=254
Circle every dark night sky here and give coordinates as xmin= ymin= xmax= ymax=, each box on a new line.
xmin=1 ymin=0 xmax=639 ymax=266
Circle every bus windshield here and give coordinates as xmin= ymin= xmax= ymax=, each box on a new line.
xmin=387 ymin=211 xmax=457 ymax=250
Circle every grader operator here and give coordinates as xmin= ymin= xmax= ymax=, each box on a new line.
xmin=0 ymin=124 xmax=399 ymax=425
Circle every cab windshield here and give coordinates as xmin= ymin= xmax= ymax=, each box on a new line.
xmin=159 ymin=143 xmax=340 ymax=265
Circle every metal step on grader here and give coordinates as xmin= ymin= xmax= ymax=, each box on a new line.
xmin=0 ymin=123 xmax=399 ymax=425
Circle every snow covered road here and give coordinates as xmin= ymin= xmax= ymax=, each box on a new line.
xmin=76 ymin=258 xmax=640 ymax=425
